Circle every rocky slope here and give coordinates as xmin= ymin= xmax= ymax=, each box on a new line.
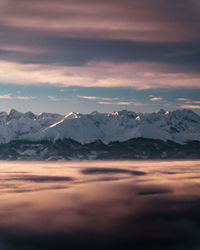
xmin=0 ymin=108 xmax=199 ymax=160
xmin=1 ymin=138 xmax=200 ymax=160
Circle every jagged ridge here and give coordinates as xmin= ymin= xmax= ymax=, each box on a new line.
xmin=0 ymin=108 xmax=200 ymax=144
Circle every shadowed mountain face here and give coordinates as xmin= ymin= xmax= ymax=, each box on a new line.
xmin=0 ymin=109 xmax=200 ymax=144
xmin=0 ymin=138 xmax=200 ymax=160
xmin=0 ymin=160 xmax=200 ymax=250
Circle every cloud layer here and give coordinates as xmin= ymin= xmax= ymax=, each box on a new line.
xmin=0 ymin=0 xmax=199 ymax=100
xmin=0 ymin=60 xmax=199 ymax=89
xmin=1 ymin=0 xmax=200 ymax=42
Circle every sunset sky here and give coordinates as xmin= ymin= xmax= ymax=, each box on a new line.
xmin=0 ymin=0 xmax=200 ymax=114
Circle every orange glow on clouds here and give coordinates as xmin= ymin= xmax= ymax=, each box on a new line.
xmin=0 ymin=60 xmax=199 ymax=89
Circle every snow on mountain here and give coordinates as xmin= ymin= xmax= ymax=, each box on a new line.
xmin=0 ymin=108 xmax=199 ymax=144
xmin=28 ymin=109 xmax=200 ymax=144
xmin=0 ymin=109 xmax=63 ymax=143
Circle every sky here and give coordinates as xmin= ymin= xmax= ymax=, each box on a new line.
xmin=0 ymin=0 xmax=200 ymax=114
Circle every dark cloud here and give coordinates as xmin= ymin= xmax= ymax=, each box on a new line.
xmin=137 ymin=189 xmax=172 ymax=196
xmin=0 ymin=162 xmax=200 ymax=249
xmin=4 ymin=175 xmax=74 ymax=182
xmin=81 ymin=168 xmax=146 ymax=176
xmin=1 ymin=196 xmax=200 ymax=250
xmin=1 ymin=0 xmax=200 ymax=42
xmin=1 ymin=28 xmax=200 ymax=73
xmin=8 ymin=186 xmax=70 ymax=193
xmin=0 ymin=0 xmax=199 ymax=88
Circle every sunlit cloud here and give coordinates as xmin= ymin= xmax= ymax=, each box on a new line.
xmin=180 ymin=105 xmax=200 ymax=109
xmin=0 ymin=95 xmax=36 ymax=100
xmin=98 ymin=102 xmax=115 ymax=105
xmin=117 ymin=102 xmax=145 ymax=106
xmin=0 ymin=0 xmax=199 ymax=114
xmin=78 ymin=95 xmax=118 ymax=101
xmin=48 ymin=96 xmax=59 ymax=101
xmin=47 ymin=96 xmax=65 ymax=102
xmin=0 ymin=60 xmax=200 ymax=90
xmin=17 ymin=96 xmax=36 ymax=100
xmin=190 ymin=101 xmax=200 ymax=104
xmin=176 ymin=98 xmax=200 ymax=105
xmin=98 ymin=101 xmax=145 ymax=106
xmin=150 ymin=97 xmax=163 ymax=101
xmin=0 ymin=94 xmax=12 ymax=99
xmin=176 ymin=98 xmax=190 ymax=102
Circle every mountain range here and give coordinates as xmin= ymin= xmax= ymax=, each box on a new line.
xmin=0 ymin=108 xmax=200 ymax=160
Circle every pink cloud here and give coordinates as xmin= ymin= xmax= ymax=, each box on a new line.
xmin=176 ymin=98 xmax=190 ymax=102
xmin=150 ymin=97 xmax=163 ymax=101
xmin=180 ymin=105 xmax=200 ymax=109
xmin=1 ymin=0 xmax=200 ymax=42
xmin=98 ymin=101 xmax=145 ymax=106
xmin=190 ymin=101 xmax=200 ymax=104
xmin=17 ymin=96 xmax=35 ymax=100
xmin=176 ymin=98 xmax=200 ymax=104
xmin=0 ymin=60 xmax=200 ymax=89
xmin=0 ymin=94 xmax=12 ymax=99
xmin=77 ymin=95 xmax=118 ymax=101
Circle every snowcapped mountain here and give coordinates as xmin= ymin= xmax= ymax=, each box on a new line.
xmin=29 ymin=109 xmax=200 ymax=144
xmin=0 ymin=108 xmax=199 ymax=144
xmin=0 ymin=109 xmax=63 ymax=143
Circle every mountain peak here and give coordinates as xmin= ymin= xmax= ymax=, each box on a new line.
xmin=29 ymin=108 xmax=200 ymax=144
xmin=0 ymin=109 xmax=199 ymax=145
xmin=7 ymin=109 xmax=19 ymax=115
xmin=157 ymin=109 xmax=166 ymax=115
xmin=90 ymin=111 xmax=100 ymax=116
xmin=7 ymin=109 xmax=23 ymax=121
xmin=65 ymin=112 xmax=80 ymax=119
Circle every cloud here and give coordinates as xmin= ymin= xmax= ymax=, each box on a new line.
xmin=0 ymin=94 xmax=12 ymax=99
xmin=47 ymin=96 xmax=65 ymax=101
xmin=98 ymin=101 xmax=145 ymax=106
xmin=150 ymin=97 xmax=163 ymax=101
xmin=48 ymin=96 xmax=59 ymax=101
xmin=180 ymin=104 xmax=200 ymax=109
xmin=190 ymin=101 xmax=200 ymax=104
xmin=0 ymin=60 xmax=200 ymax=89
xmin=82 ymin=168 xmax=146 ymax=175
xmin=176 ymin=98 xmax=200 ymax=104
xmin=0 ymin=45 xmax=47 ymax=54
xmin=176 ymin=98 xmax=190 ymax=102
xmin=1 ymin=0 xmax=200 ymax=43
xmin=0 ymin=94 xmax=36 ymax=100
xmin=17 ymin=96 xmax=35 ymax=100
xmin=8 ymin=175 xmax=73 ymax=183
xmin=77 ymin=95 xmax=118 ymax=101
xmin=1 ymin=32 xmax=200 ymax=67
xmin=0 ymin=0 xmax=199 ymax=97
xmin=117 ymin=102 xmax=145 ymax=106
